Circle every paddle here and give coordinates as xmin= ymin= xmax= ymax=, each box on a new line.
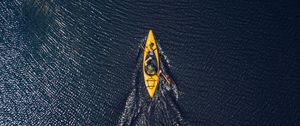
xmin=157 ymin=70 xmax=171 ymax=85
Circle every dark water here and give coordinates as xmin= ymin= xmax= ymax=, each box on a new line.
xmin=1 ymin=0 xmax=300 ymax=125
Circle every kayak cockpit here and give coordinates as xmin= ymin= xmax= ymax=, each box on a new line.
xmin=144 ymin=53 xmax=158 ymax=76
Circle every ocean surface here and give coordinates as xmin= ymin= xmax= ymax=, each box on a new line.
xmin=1 ymin=0 xmax=300 ymax=125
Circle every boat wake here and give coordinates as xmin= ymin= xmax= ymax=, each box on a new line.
xmin=118 ymin=41 xmax=188 ymax=126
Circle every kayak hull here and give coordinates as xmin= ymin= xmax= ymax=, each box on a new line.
xmin=143 ymin=30 xmax=160 ymax=98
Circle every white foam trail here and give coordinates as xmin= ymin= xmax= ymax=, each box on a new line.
xmin=118 ymin=38 xmax=188 ymax=125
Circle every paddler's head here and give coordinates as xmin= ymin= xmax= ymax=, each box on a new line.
xmin=147 ymin=65 xmax=155 ymax=74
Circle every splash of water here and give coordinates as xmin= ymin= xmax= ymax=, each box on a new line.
xmin=118 ymin=40 xmax=188 ymax=126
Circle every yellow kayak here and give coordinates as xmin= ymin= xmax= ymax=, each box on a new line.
xmin=143 ymin=30 xmax=160 ymax=98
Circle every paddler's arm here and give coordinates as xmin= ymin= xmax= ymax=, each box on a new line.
xmin=144 ymin=57 xmax=152 ymax=65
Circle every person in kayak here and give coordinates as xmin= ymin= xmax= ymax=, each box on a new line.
xmin=145 ymin=43 xmax=157 ymax=75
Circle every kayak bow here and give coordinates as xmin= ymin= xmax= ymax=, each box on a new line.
xmin=143 ymin=30 xmax=160 ymax=98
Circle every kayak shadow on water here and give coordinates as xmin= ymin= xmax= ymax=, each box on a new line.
xmin=118 ymin=41 xmax=188 ymax=126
